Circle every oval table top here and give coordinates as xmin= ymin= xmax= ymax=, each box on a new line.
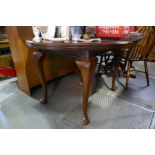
xmin=26 ymin=37 xmax=143 ymax=59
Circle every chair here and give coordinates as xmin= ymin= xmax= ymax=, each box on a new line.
xmin=122 ymin=26 xmax=155 ymax=88
xmin=96 ymin=27 xmax=134 ymax=76
xmin=97 ymin=51 xmax=115 ymax=75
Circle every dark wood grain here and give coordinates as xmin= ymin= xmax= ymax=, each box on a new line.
xmin=33 ymin=51 xmax=47 ymax=104
xmin=75 ymin=58 xmax=97 ymax=125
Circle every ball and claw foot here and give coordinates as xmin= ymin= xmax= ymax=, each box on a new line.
xmin=39 ymin=98 xmax=47 ymax=104
xmin=111 ymin=86 xmax=117 ymax=91
xmin=81 ymin=116 xmax=90 ymax=125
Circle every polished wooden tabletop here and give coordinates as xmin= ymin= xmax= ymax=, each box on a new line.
xmin=26 ymin=39 xmax=139 ymax=60
xmin=26 ymin=39 xmax=135 ymax=51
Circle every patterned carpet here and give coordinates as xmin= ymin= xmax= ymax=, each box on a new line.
xmin=58 ymin=62 xmax=155 ymax=129
xmin=58 ymin=88 xmax=154 ymax=129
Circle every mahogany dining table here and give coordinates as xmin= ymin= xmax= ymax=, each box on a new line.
xmin=26 ymin=36 xmax=143 ymax=125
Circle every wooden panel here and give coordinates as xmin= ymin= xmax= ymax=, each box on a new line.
xmin=6 ymin=26 xmax=76 ymax=95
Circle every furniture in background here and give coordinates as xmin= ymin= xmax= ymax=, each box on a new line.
xmin=148 ymin=44 xmax=155 ymax=61
xmin=6 ymin=26 xmax=76 ymax=95
xmin=0 ymin=39 xmax=16 ymax=78
xmin=96 ymin=26 xmax=135 ymax=75
xmin=122 ymin=26 xmax=155 ymax=88
xmin=145 ymin=26 xmax=155 ymax=61
xmin=97 ymin=51 xmax=115 ymax=75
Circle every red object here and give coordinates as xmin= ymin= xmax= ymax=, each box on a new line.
xmin=96 ymin=26 xmax=135 ymax=38
xmin=0 ymin=67 xmax=16 ymax=77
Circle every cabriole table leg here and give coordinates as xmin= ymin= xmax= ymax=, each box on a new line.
xmin=33 ymin=51 xmax=47 ymax=104
xmin=75 ymin=57 xmax=97 ymax=125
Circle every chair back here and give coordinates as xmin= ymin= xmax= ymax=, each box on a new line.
xmin=127 ymin=26 xmax=155 ymax=60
